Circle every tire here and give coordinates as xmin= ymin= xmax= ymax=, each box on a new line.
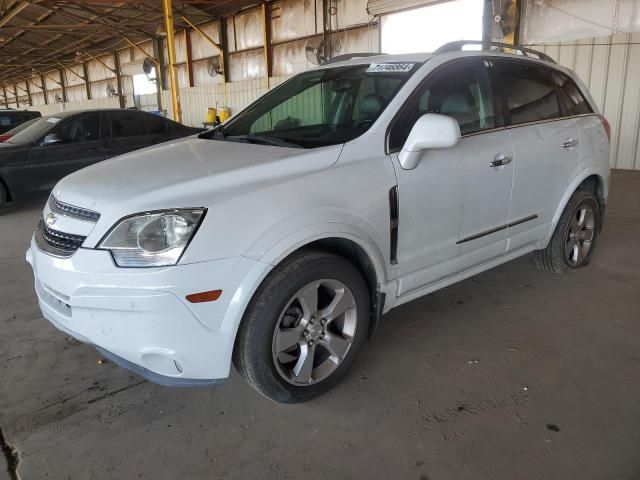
xmin=233 ymin=250 xmax=370 ymax=403
xmin=534 ymin=190 xmax=601 ymax=273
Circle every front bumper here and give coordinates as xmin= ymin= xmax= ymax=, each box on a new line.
xmin=27 ymin=238 xmax=269 ymax=385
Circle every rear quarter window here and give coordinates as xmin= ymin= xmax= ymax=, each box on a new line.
xmin=551 ymin=71 xmax=593 ymax=116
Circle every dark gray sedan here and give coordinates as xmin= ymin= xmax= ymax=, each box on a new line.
xmin=0 ymin=109 xmax=203 ymax=208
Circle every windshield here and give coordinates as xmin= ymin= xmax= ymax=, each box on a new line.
xmin=2 ymin=116 xmax=39 ymax=136
xmin=207 ymin=63 xmax=419 ymax=148
xmin=6 ymin=115 xmax=60 ymax=145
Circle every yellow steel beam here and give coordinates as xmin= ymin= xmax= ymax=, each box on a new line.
xmin=163 ymin=0 xmax=181 ymax=123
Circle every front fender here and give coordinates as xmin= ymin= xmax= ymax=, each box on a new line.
xmin=253 ymin=220 xmax=392 ymax=286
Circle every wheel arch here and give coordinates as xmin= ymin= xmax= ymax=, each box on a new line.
xmin=262 ymin=230 xmax=390 ymax=338
xmin=547 ymin=169 xmax=608 ymax=244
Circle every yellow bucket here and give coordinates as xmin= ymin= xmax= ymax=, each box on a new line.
xmin=205 ymin=107 xmax=217 ymax=123
xmin=218 ymin=107 xmax=231 ymax=123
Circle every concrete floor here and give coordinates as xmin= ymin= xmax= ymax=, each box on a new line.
xmin=1 ymin=170 xmax=639 ymax=480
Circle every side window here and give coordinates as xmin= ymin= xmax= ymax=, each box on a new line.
xmin=389 ymin=60 xmax=496 ymax=151
xmin=144 ymin=114 xmax=169 ymax=135
xmin=110 ymin=112 xmax=146 ymax=138
xmin=496 ymin=62 xmax=561 ymax=125
xmin=53 ymin=114 xmax=101 ymax=144
xmin=551 ymin=71 xmax=593 ymax=116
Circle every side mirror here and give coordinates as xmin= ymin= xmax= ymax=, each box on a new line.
xmin=42 ymin=133 xmax=62 ymax=146
xmin=398 ymin=113 xmax=461 ymax=170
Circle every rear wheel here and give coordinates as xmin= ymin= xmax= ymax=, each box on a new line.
xmin=233 ymin=251 xmax=370 ymax=403
xmin=534 ymin=190 xmax=601 ymax=273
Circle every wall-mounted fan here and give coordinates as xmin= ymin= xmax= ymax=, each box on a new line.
xmin=106 ymin=83 xmax=117 ymax=98
xmin=206 ymin=56 xmax=223 ymax=77
xmin=305 ymin=37 xmax=326 ymax=65
xmin=143 ymin=57 xmax=155 ymax=75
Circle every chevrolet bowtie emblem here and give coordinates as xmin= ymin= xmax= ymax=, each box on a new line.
xmin=45 ymin=212 xmax=57 ymax=228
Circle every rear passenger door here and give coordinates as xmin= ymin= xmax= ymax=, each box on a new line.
xmin=495 ymin=60 xmax=582 ymax=252
xmin=105 ymin=111 xmax=168 ymax=158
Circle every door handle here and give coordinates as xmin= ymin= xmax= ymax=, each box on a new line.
xmin=490 ymin=154 xmax=512 ymax=168
xmin=563 ymin=138 xmax=578 ymax=149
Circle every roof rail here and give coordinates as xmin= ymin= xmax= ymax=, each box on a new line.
xmin=322 ymin=53 xmax=382 ymax=65
xmin=434 ymin=41 xmax=556 ymax=63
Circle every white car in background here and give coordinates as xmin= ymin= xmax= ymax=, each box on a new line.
xmin=27 ymin=42 xmax=610 ymax=403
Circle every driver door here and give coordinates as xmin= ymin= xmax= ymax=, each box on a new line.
xmin=26 ymin=112 xmax=106 ymax=194
xmin=389 ymin=58 xmax=514 ymax=296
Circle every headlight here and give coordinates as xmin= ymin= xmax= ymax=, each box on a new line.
xmin=98 ymin=209 xmax=206 ymax=267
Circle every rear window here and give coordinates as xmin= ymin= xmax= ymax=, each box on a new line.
xmin=496 ymin=61 xmax=561 ymax=125
xmin=552 ymin=71 xmax=592 ymax=116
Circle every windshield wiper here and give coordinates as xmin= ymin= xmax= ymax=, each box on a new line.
xmin=227 ymin=134 xmax=304 ymax=149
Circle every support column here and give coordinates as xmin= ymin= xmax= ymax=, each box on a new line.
xmin=41 ymin=75 xmax=48 ymax=105
xmin=151 ymin=38 xmax=165 ymax=114
xmin=163 ymin=0 xmax=182 ymax=123
xmin=2 ymin=86 xmax=8 ymax=108
xmin=219 ymin=18 xmax=230 ymax=84
xmin=13 ymin=85 xmax=19 ymax=107
xmin=185 ymin=29 xmax=195 ymax=88
xmin=261 ymin=2 xmax=272 ymax=89
xmin=25 ymin=80 xmax=32 ymax=106
xmin=83 ymin=62 xmax=92 ymax=100
xmin=112 ymin=51 xmax=126 ymax=108
xmin=59 ymin=69 xmax=67 ymax=103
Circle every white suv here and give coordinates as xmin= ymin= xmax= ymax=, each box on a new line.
xmin=27 ymin=42 xmax=610 ymax=403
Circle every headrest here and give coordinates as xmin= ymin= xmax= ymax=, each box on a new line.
xmin=359 ymin=93 xmax=385 ymax=116
xmin=440 ymin=92 xmax=473 ymax=115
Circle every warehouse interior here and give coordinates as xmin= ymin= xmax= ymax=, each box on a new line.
xmin=1 ymin=0 xmax=640 ymax=478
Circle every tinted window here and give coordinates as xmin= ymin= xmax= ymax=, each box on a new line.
xmin=144 ymin=114 xmax=169 ymax=135
xmin=389 ymin=60 xmax=496 ymax=151
xmin=54 ymin=114 xmax=101 ymax=144
xmin=0 ymin=116 xmax=11 ymax=127
xmin=111 ymin=112 xmax=146 ymax=138
xmin=497 ymin=62 xmax=561 ymax=125
xmin=552 ymin=71 xmax=592 ymax=116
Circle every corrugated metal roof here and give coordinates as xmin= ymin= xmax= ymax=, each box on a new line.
xmin=0 ymin=0 xmax=259 ymax=88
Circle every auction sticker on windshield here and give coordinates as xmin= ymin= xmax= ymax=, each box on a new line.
xmin=366 ymin=63 xmax=414 ymax=73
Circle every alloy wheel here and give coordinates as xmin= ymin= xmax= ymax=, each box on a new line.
xmin=272 ymin=279 xmax=358 ymax=386
xmin=565 ymin=204 xmax=595 ymax=267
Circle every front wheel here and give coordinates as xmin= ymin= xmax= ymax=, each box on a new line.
xmin=0 ymin=183 xmax=6 ymax=210
xmin=233 ymin=251 xmax=370 ymax=403
xmin=534 ymin=190 xmax=601 ymax=273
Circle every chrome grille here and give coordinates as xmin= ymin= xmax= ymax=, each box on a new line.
xmin=49 ymin=195 xmax=100 ymax=222
xmin=35 ymin=219 xmax=87 ymax=258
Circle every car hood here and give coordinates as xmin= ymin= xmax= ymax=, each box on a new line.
xmin=53 ymin=136 xmax=343 ymax=217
